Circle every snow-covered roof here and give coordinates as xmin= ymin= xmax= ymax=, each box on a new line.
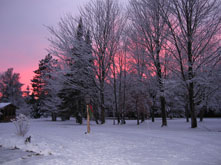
xmin=0 ymin=103 xmax=11 ymax=109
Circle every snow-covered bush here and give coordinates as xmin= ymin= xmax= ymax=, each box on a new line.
xmin=11 ymin=114 xmax=29 ymax=137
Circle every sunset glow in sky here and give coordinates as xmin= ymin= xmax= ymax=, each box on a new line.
xmin=0 ymin=0 xmax=90 ymax=90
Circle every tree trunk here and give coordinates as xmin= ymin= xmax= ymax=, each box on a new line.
xmin=122 ymin=46 xmax=127 ymax=125
xmin=113 ymin=61 xmax=118 ymax=125
xmin=160 ymin=95 xmax=167 ymax=127
xmin=94 ymin=108 xmax=99 ymax=124
xmin=76 ymin=99 xmax=82 ymax=124
xmin=151 ymin=107 xmax=155 ymax=122
xmin=141 ymin=112 xmax=145 ymax=123
xmin=200 ymin=106 xmax=206 ymax=122
xmin=157 ymin=63 xmax=167 ymax=127
xmin=185 ymin=103 xmax=189 ymax=122
xmin=151 ymin=96 xmax=156 ymax=122
xmin=156 ymin=35 xmax=167 ymax=127
xmin=100 ymin=82 xmax=105 ymax=124
xmin=117 ymin=112 xmax=120 ymax=125
xmin=119 ymin=60 xmax=125 ymax=125
xmin=113 ymin=107 xmax=116 ymax=125
xmin=61 ymin=115 xmax=66 ymax=121
xmin=188 ymin=36 xmax=197 ymax=128
xmin=189 ymin=82 xmax=197 ymax=128
xmin=76 ymin=113 xmax=82 ymax=124
xmin=51 ymin=112 xmax=57 ymax=121
xmin=66 ymin=115 xmax=70 ymax=120
xmin=101 ymin=100 xmax=105 ymax=124
xmin=136 ymin=98 xmax=139 ymax=125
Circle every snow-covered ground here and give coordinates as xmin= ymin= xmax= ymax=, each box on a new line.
xmin=0 ymin=118 xmax=221 ymax=165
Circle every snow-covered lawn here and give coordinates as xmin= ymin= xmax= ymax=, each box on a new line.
xmin=0 ymin=118 xmax=221 ymax=165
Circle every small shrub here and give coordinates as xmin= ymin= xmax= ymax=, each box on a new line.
xmin=11 ymin=114 xmax=29 ymax=137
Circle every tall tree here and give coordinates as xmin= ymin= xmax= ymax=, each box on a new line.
xmin=47 ymin=15 xmax=83 ymax=122
xmin=40 ymin=54 xmax=61 ymax=121
xmin=48 ymin=16 xmax=99 ymax=123
xmin=59 ymin=18 xmax=98 ymax=123
xmin=127 ymin=29 xmax=148 ymax=124
xmin=129 ymin=0 xmax=169 ymax=126
xmin=31 ymin=54 xmax=55 ymax=118
xmin=81 ymin=0 xmax=125 ymax=124
xmin=161 ymin=0 xmax=221 ymax=128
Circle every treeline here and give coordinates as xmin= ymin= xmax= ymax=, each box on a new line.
xmin=1 ymin=0 xmax=220 ymax=128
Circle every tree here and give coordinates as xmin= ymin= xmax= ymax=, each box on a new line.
xmin=47 ymin=15 xmax=82 ymax=122
xmin=194 ymin=61 xmax=221 ymax=121
xmin=40 ymin=54 xmax=62 ymax=121
xmin=126 ymin=28 xmax=149 ymax=124
xmin=31 ymin=54 xmax=56 ymax=118
xmin=59 ymin=19 xmax=98 ymax=123
xmin=0 ymin=68 xmax=23 ymax=106
xmin=161 ymin=0 xmax=221 ymax=128
xmin=81 ymin=0 xmax=125 ymax=124
xmin=47 ymin=16 xmax=99 ymax=123
xmin=129 ymin=0 xmax=169 ymax=126
xmin=109 ymin=50 xmax=127 ymax=125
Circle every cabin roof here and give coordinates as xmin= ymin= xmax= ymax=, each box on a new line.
xmin=0 ymin=103 xmax=12 ymax=109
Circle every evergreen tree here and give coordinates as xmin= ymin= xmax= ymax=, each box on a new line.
xmin=31 ymin=54 xmax=55 ymax=118
xmin=48 ymin=16 xmax=100 ymax=123
xmin=59 ymin=18 xmax=98 ymax=123
xmin=41 ymin=54 xmax=61 ymax=121
xmin=0 ymin=68 xmax=23 ymax=106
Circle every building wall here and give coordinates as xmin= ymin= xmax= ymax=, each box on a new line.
xmin=0 ymin=105 xmax=16 ymax=122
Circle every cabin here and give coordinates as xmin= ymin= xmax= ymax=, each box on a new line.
xmin=0 ymin=103 xmax=16 ymax=122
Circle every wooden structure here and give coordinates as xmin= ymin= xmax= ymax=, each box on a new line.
xmin=0 ymin=103 xmax=16 ymax=122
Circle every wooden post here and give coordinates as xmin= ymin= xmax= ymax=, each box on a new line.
xmin=87 ymin=104 xmax=90 ymax=133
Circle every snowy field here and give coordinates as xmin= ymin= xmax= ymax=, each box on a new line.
xmin=0 ymin=118 xmax=221 ymax=165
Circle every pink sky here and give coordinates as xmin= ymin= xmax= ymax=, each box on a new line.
xmin=0 ymin=0 xmax=90 ymax=90
xmin=0 ymin=0 xmax=128 ymax=91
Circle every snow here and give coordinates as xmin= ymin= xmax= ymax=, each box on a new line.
xmin=0 ymin=103 xmax=11 ymax=109
xmin=0 ymin=118 xmax=221 ymax=165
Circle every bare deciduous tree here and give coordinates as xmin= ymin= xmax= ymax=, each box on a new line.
xmin=161 ymin=0 xmax=221 ymax=128
xmin=129 ymin=0 xmax=169 ymax=126
xmin=81 ymin=0 xmax=125 ymax=124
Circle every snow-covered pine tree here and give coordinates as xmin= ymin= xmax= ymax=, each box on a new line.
xmin=0 ymin=68 xmax=23 ymax=106
xmin=40 ymin=54 xmax=62 ymax=121
xmin=58 ymin=18 xmax=98 ymax=123
xmin=31 ymin=54 xmax=56 ymax=118
xmin=84 ymin=29 xmax=100 ymax=124
xmin=58 ymin=18 xmax=85 ymax=123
